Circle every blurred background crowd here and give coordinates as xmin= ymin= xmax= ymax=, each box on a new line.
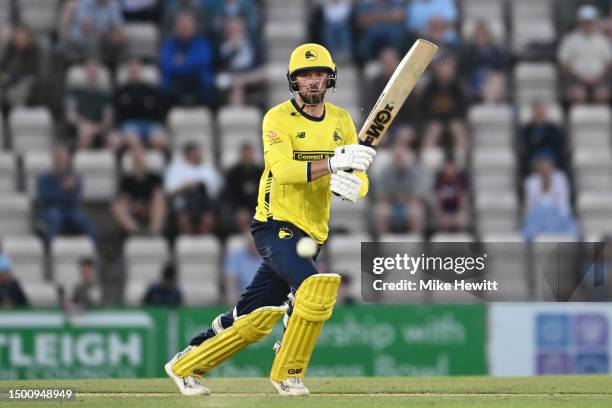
xmin=0 ymin=0 xmax=611 ymax=309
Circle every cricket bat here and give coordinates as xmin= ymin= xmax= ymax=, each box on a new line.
xmin=359 ymin=39 xmax=438 ymax=147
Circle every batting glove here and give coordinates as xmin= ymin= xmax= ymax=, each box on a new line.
xmin=330 ymin=170 xmax=362 ymax=202
xmin=328 ymin=144 xmax=376 ymax=173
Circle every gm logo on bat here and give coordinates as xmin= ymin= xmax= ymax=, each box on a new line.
xmin=365 ymin=103 xmax=395 ymax=145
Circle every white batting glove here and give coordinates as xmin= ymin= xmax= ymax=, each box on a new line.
xmin=330 ymin=170 xmax=362 ymax=203
xmin=328 ymin=144 xmax=376 ymax=173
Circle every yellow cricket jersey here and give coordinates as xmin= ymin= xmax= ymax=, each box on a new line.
xmin=254 ymin=99 xmax=369 ymax=244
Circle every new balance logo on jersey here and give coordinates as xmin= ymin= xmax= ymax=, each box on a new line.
xmin=296 ymin=131 xmax=306 ymax=139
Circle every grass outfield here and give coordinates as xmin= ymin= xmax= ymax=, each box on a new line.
xmin=1 ymin=376 xmax=611 ymax=408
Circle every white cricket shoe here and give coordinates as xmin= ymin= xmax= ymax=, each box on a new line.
xmin=165 ymin=346 xmax=210 ymax=396
xmin=270 ymin=377 xmax=310 ymax=396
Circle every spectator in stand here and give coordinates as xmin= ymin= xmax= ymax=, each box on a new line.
xmin=60 ymin=0 xmax=125 ymax=65
xmin=223 ymin=143 xmax=263 ymax=232
xmin=216 ymin=16 xmax=267 ymax=107
xmin=459 ymin=20 xmax=508 ymax=100
xmin=518 ymin=102 xmax=568 ymax=177
xmin=206 ymin=0 xmax=262 ymax=39
xmin=362 ymin=48 xmax=417 ymax=144
xmin=558 ymin=0 xmax=611 ymax=34
xmin=224 ymin=233 xmax=261 ymax=304
xmin=374 ymin=143 xmax=426 ymax=234
xmin=433 ymin=156 xmax=469 ymax=232
xmin=70 ymin=257 xmax=102 ymax=309
xmin=420 ymin=53 xmax=469 ymax=158
xmin=164 ymin=142 xmax=223 ymax=235
xmin=160 ymin=12 xmax=215 ymax=107
xmin=406 ymin=0 xmax=459 ymax=48
xmin=0 ymin=25 xmax=40 ymax=119
xmin=112 ymin=147 xmax=166 ymax=235
xmin=111 ymin=58 xmax=169 ymax=153
xmin=162 ymin=0 xmax=207 ymax=38
xmin=0 ymin=254 xmax=28 ymax=308
xmin=119 ymin=0 xmax=162 ymax=22
xmin=558 ymin=5 xmax=611 ymax=104
xmin=143 ymin=262 xmax=183 ymax=307
xmin=319 ymin=0 xmax=354 ymax=62
xmin=355 ymin=0 xmax=405 ymax=61
xmin=522 ymin=154 xmax=578 ymax=240
xmin=37 ymin=146 xmax=96 ymax=246
xmin=65 ymin=59 xmax=113 ymax=149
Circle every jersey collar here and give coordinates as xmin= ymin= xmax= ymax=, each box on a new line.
xmin=291 ymin=98 xmax=326 ymax=122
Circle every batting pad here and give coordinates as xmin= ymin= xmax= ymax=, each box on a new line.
xmin=270 ymin=273 xmax=341 ymax=382
xmin=172 ymin=306 xmax=285 ymax=377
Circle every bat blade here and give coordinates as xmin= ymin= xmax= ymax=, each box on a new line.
xmin=358 ymin=39 xmax=438 ymax=147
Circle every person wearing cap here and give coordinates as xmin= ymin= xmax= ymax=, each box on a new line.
xmin=0 ymin=252 xmax=28 ymax=308
xmin=164 ymin=44 xmax=376 ymax=397
xmin=558 ymin=5 xmax=611 ymax=104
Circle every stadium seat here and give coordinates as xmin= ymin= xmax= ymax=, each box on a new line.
xmin=511 ymin=0 xmax=556 ymax=54
xmin=476 ymin=191 xmax=520 ymax=233
xmin=468 ymin=104 xmax=514 ymax=149
xmin=480 ymin=232 xmax=524 ymax=242
xmin=20 ymin=0 xmax=59 ymax=34
xmin=0 ymin=194 xmax=31 ymax=235
xmin=430 ymin=232 xmax=475 ymax=242
xmin=218 ymin=106 xmax=263 ymax=168
xmin=176 ymin=235 xmax=221 ymax=305
xmin=23 ymin=151 xmax=51 ymax=199
xmin=116 ymin=63 xmax=160 ymax=86
xmin=569 ymin=105 xmax=612 ymax=149
xmin=472 ymin=149 xmax=516 ymax=179
xmin=66 ymin=65 xmax=112 ymax=91
xmin=474 ymin=172 xmax=514 ymax=193
xmin=9 ymin=107 xmax=53 ymax=154
xmin=378 ymin=233 xmax=424 ymax=242
xmin=577 ymin=192 xmax=612 ymax=235
xmin=51 ymin=236 xmax=96 ymax=288
xmin=330 ymin=197 xmax=368 ymax=234
xmin=124 ymin=236 xmax=170 ymax=285
xmin=121 ymin=150 xmax=166 ymax=174
xmin=572 ymin=150 xmax=612 ymax=193
xmin=0 ymin=152 xmax=16 ymax=192
xmin=514 ymin=63 xmax=558 ymax=104
xmin=73 ymin=151 xmax=116 ymax=201
xmin=168 ymin=107 xmax=213 ymax=151
xmin=328 ymin=233 xmax=371 ymax=301
xmin=124 ymin=281 xmax=149 ymax=306
xmin=124 ymin=23 xmax=160 ymax=60
xmin=462 ymin=0 xmax=506 ymax=43
xmin=22 ymin=282 xmax=59 ymax=307
xmin=3 ymin=235 xmax=45 ymax=282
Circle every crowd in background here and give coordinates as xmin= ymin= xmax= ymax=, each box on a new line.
xmin=0 ymin=0 xmax=611 ymax=308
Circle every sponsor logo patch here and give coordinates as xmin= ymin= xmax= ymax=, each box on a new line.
xmin=305 ymin=50 xmax=317 ymax=60
xmin=278 ymin=227 xmax=294 ymax=239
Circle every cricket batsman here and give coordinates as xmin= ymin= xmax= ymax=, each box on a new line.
xmin=165 ymin=43 xmax=376 ymax=396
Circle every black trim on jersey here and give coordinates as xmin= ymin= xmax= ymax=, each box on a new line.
xmin=291 ymin=98 xmax=325 ymax=122
xmin=307 ymin=162 xmax=312 ymax=182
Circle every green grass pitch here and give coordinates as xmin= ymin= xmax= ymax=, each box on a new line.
xmin=1 ymin=376 xmax=611 ymax=408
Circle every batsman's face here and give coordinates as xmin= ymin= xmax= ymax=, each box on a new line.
xmin=295 ymin=70 xmax=329 ymax=105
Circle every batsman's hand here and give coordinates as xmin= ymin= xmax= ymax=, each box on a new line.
xmin=330 ymin=170 xmax=362 ymax=203
xmin=328 ymin=144 xmax=376 ymax=173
